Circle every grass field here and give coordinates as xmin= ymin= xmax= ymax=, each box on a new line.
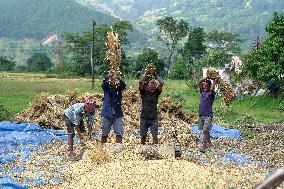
xmin=1 ymin=71 xmax=283 ymax=127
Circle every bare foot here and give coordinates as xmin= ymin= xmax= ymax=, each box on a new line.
xmin=68 ymin=153 xmax=79 ymax=161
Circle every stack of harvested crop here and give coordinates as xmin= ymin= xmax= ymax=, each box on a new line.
xmin=16 ymin=92 xmax=72 ymax=129
xmin=206 ymin=67 xmax=236 ymax=106
xmin=158 ymin=96 xmax=196 ymax=123
xmin=17 ymin=87 xmax=196 ymax=148
xmin=121 ymin=87 xmax=141 ymax=131
xmin=105 ymin=30 xmax=121 ymax=87
xmin=17 ymin=91 xmax=101 ymax=129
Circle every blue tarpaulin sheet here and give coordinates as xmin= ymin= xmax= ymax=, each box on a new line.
xmin=191 ymin=124 xmax=242 ymax=139
xmin=190 ymin=124 xmax=267 ymax=166
xmin=0 ymin=121 xmax=67 ymax=189
xmin=0 ymin=122 xmax=264 ymax=187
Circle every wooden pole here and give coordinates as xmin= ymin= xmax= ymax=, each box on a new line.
xmin=91 ymin=20 xmax=96 ymax=90
xmin=255 ymin=167 xmax=284 ymax=189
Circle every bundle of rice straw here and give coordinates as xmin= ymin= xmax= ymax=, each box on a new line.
xmin=144 ymin=63 xmax=156 ymax=82
xmin=206 ymin=67 xmax=236 ymax=106
xmin=105 ymin=29 xmax=121 ymax=87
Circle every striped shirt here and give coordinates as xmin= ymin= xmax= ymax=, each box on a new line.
xmin=64 ymin=103 xmax=95 ymax=126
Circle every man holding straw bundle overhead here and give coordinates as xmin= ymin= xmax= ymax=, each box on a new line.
xmin=139 ymin=64 xmax=164 ymax=145
xmin=198 ymin=76 xmax=220 ymax=149
xmin=101 ymin=30 xmax=126 ymax=144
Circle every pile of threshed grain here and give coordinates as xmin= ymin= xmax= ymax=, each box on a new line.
xmin=16 ymin=87 xmax=196 ymax=146
xmin=6 ymin=135 xmax=273 ymax=189
xmin=58 ymin=148 xmax=266 ymax=189
xmin=215 ymin=126 xmax=284 ymax=169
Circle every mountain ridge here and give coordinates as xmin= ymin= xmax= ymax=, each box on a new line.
xmin=77 ymin=0 xmax=284 ymax=49
xmin=0 ymin=0 xmax=118 ymax=40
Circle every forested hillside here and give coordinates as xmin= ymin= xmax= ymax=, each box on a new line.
xmin=78 ymin=0 xmax=284 ymax=49
xmin=0 ymin=0 xmax=117 ymax=39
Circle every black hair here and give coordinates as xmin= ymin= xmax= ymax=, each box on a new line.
xmin=204 ymin=79 xmax=212 ymax=85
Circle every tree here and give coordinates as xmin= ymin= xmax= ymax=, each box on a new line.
xmin=177 ymin=27 xmax=206 ymax=81
xmin=0 ymin=56 xmax=15 ymax=71
xmin=64 ymin=21 xmax=133 ymax=76
xmin=112 ymin=21 xmax=133 ymax=45
xmin=157 ymin=16 xmax=189 ymax=76
xmin=195 ymin=30 xmax=242 ymax=68
xmin=181 ymin=27 xmax=206 ymax=64
xmin=195 ymin=48 xmax=230 ymax=68
xmin=169 ymin=57 xmax=188 ymax=80
xmin=134 ymin=48 xmax=165 ymax=78
xmin=242 ymin=12 xmax=284 ymax=86
xmin=207 ymin=30 xmax=242 ymax=53
xmin=26 ymin=53 xmax=52 ymax=72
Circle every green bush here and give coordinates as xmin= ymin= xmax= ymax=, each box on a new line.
xmin=0 ymin=56 xmax=16 ymax=71
xmin=168 ymin=58 xmax=189 ymax=80
xmin=26 ymin=53 xmax=53 ymax=72
xmin=279 ymin=99 xmax=284 ymax=112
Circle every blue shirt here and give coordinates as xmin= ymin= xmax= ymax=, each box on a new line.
xmin=101 ymin=78 xmax=126 ymax=119
xmin=64 ymin=103 xmax=95 ymax=126
xmin=199 ymin=89 xmax=215 ymax=117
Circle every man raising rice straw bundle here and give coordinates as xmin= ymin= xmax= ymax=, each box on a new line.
xmin=198 ymin=76 xmax=220 ymax=149
xmin=101 ymin=29 xmax=126 ymax=144
xmin=63 ymin=97 xmax=96 ymax=161
xmin=101 ymin=71 xmax=126 ymax=144
xmin=139 ymin=64 xmax=164 ymax=145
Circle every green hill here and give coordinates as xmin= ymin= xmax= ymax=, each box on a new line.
xmin=78 ymin=0 xmax=284 ymax=49
xmin=0 ymin=0 xmax=117 ymax=39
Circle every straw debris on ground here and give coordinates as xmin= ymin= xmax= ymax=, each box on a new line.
xmin=12 ymin=83 xmax=284 ymax=189
xmin=3 ymin=124 xmax=283 ymax=189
